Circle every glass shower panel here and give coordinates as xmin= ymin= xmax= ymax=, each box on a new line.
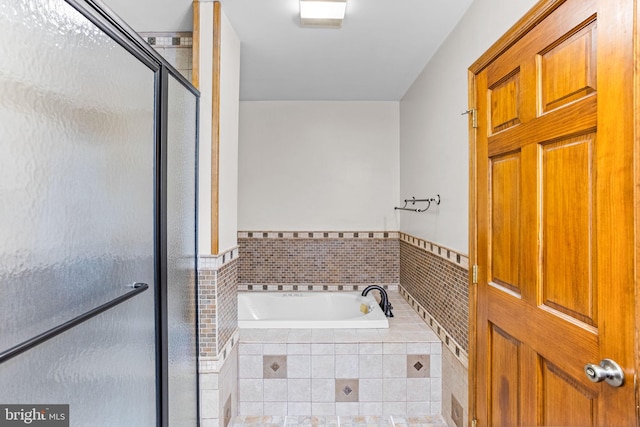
xmin=166 ymin=74 xmax=198 ymax=427
xmin=0 ymin=1 xmax=157 ymax=425
xmin=0 ymin=295 xmax=156 ymax=425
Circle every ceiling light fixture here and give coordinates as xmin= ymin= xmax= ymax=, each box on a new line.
xmin=300 ymin=0 xmax=347 ymax=28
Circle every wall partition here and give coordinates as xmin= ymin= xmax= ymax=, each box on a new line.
xmin=0 ymin=1 xmax=199 ymax=426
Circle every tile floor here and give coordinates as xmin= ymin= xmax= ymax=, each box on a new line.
xmin=230 ymin=415 xmax=448 ymax=427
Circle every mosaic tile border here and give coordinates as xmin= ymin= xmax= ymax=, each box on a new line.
xmin=237 ymin=284 xmax=399 ymax=292
xmin=238 ymin=231 xmax=400 ymax=239
xmin=399 ymin=286 xmax=468 ymax=369
xmin=199 ymin=246 xmax=240 ymax=270
xmin=200 ymin=329 xmax=240 ymax=373
xmin=399 ymin=233 xmax=469 ymax=269
xmin=139 ymin=31 xmax=193 ymax=47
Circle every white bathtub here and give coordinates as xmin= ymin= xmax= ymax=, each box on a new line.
xmin=238 ymin=292 xmax=389 ymax=329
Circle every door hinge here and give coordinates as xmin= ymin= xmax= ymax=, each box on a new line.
xmin=472 ymin=420 xmax=478 ymax=427
xmin=462 ymin=108 xmax=478 ymax=128
xmin=472 ymin=264 xmax=478 ymax=284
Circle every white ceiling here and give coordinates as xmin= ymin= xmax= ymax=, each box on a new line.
xmin=102 ymin=0 xmax=474 ymax=101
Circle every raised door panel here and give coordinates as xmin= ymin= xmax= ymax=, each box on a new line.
xmin=490 ymin=152 xmax=521 ymax=293
xmin=489 ymin=325 xmax=521 ymax=426
xmin=539 ymin=21 xmax=597 ymax=113
xmin=489 ymin=71 xmax=521 ymax=134
xmin=542 ymin=361 xmax=597 ymax=426
xmin=541 ymin=134 xmax=595 ymax=325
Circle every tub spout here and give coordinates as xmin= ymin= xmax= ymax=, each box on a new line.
xmin=361 ymin=285 xmax=394 ymax=318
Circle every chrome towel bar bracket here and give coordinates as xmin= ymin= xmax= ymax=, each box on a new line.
xmin=394 ymin=195 xmax=440 ymax=213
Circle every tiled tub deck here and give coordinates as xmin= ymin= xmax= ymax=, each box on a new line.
xmin=237 ymin=291 xmax=445 ymax=421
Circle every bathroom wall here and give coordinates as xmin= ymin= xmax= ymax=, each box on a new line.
xmin=237 ymin=232 xmax=399 ymax=290
xmin=198 ymin=5 xmax=241 ymax=255
xmin=398 ymin=1 xmax=539 ymax=426
xmin=218 ymin=10 xmax=241 ymax=253
xmin=399 ymin=0 xmax=539 ymax=255
xmin=199 ymin=249 xmax=239 ymax=427
xmin=397 ymin=236 xmax=470 ymax=427
xmin=194 ymin=4 xmax=241 ymax=427
xmin=238 ymin=101 xmax=400 ymax=232
xmin=399 ymin=236 xmax=469 ymax=355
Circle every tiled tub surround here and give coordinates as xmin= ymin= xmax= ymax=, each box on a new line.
xmin=236 ymin=231 xmax=469 ymax=427
xmin=199 ymin=249 xmax=240 ymax=358
xmin=237 ymin=232 xmax=399 ymax=288
xmin=399 ymin=288 xmax=468 ymax=427
xmin=237 ymin=231 xmax=467 ymax=364
xmin=237 ymin=292 xmax=442 ymax=418
xmin=199 ymin=249 xmax=241 ymax=427
xmin=398 ymin=234 xmax=469 ymax=355
xmin=397 ymin=234 xmax=469 ymax=427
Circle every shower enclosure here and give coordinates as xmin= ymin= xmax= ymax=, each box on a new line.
xmin=0 ymin=0 xmax=199 ymax=425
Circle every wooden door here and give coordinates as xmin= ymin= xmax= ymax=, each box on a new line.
xmin=469 ymin=0 xmax=637 ymax=425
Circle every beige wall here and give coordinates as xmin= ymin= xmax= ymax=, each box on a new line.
xmin=238 ymin=101 xmax=400 ymax=232
xmin=399 ymin=0 xmax=539 ymax=254
xmin=218 ymin=9 xmax=241 ymax=253
xmin=195 ymin=3 xmax=241 ymax=254
xmin=194 ymin=1 xmax=214 ymax=253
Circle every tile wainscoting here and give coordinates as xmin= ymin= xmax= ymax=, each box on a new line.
xmin=397 ymin=234 xmax=469 ymax=427
xmin=237 ymin=231 xmax=399 ymax=287
xmin=199 ymin=248 xmax=240 ymax=427
xmin=398 ymin=234 xmax=469 ymax=353
xmin=200 ymin=248 xmax=240 ymax=358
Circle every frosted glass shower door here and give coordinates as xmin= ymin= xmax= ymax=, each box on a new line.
xmin=166 ymin=74 xmax=199 ymax=426
xmin=0 ymin=1 xmax=158 ymax=425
